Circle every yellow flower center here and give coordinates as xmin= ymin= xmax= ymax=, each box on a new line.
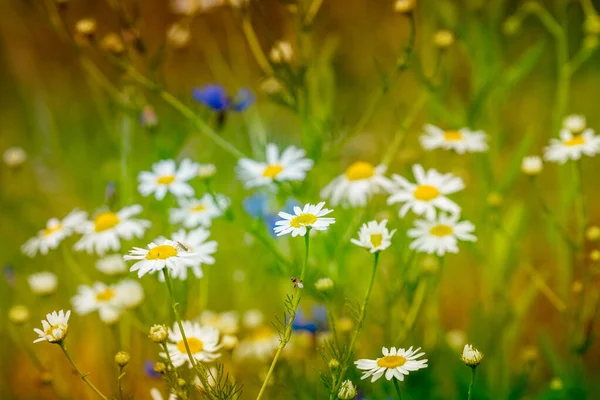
xmin=345 ymin=161 xmax=376 ymax=181
xmin=95 ymin=288 xmax=115 ymax=302
xmin=191 ymin=204 xmax=206 ymax=212
xmin=157 ymin=175 xmax=176 ymax=185
xmin=429 ymin=224 xmax=453 ymax=237
xmin=290 ymin=213 xmax=317 ymax=228
xmin=413 ymin=185 xmax=440 ymax=201
xmin=177 ymin=337 xmax=204 ymax=354
xmin=43 ymin=224 xmax=62 ymax=236
xmin=263 ymin=164 xmax=284 ymax=178
xmin=145 ymin=245 xmax=178 ymax=260
xmin=370 ymin=233 xmax=383 ymax=248
xmin=377 ymin=355 xmax=407 ymax=368
xmin=94 ymin=212 xmax=120 ymax=232
xmin=444 ymin=130 xmax=463 ymax=141
xmin=563 ymin=135 xmax=585 ymax=146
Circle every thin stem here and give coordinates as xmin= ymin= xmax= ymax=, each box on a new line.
xmin=58 ymin=343 xmax=108 ymax=400
xmin=241 ymin=17 xmax=274 ymax=76
xmin=574 ymin=161 xmax=587 ymax=246
xmin=467 ymin=367 xmax=477 ymax=400
xmin=304 ymin=0 xmax=325 ymax=26
xmin=117 ymin=366 xmax=125 ymax=400
xmin=395 ymin=278 xmax=427 ymax=343
xmin=393 ymin=379 xmax=403 ymax=400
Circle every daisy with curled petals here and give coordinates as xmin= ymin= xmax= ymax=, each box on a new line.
xmin=138 ymin=159 xmax=198 ymax=200
xmin=169 ymin=194 xmax=229 ymax=228
xmin=21 ymin=209 xmax=87 ymax=257
xmin=351 ymin=220 xmax=396 ymax=253
xmin=236 ymin=143 xmax=314 ymax=189
xmin=543 ymin=116 xmax=600 ymax=163
xmin=74 ymin=205 xmax=151 ymax=256
xmin=33 ymin=309 xmax=71 ymax=343
xmin=124 ymin=239 xmax=198 ymax=278
xmin=387 ymin=164 xmax=464 ymax=220
xmin=420 ymin=124 xmax=488 ymax=154
xmin=161 ymin=321 xmax=221 ymax=368
xmin=274 ymin=202 xmax=335 ymax=237
xmin=320 ymin=161 xmax=393 ymax=207
xmin=154 ymin=228 xmax=217 ymax=280
xmin=355 ymin=346 xmax=428 ymax=383
xmin=408 ymin=213 xmax=477 ymax=256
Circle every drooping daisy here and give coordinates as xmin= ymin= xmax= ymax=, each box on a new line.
xmin=236 ymin=143 xmax=314 ymax=189
xmin=320 ymin=162 xmax=393 ymax=207
xmin=355 ymin=346 xmax=428 ymax=383
xmin=74 ymin=205 xmax=150 ymax=256
xmin=33 ymin=309 xmax=71 ymax=344
xmin=21 ymin=209 xmax=87 ymax=257
xmin=161 ymin=321 xmax=221 ymax=368
xmin=27 ymin=272 xmax=58 ymax=296
xmin=124 ymin=239 xmax=199 ymax=278
xmin=351 ymin=220 xmax=396 ymax=253
xmin=543 ymin=125 xmax=600 ymax=163
xmin=137 ymin=159 xmax=198 ymax=200
xmin=169 ymin=194 xmax=229 ymax=228
xmin=96 ymin=254 xmax=128 ymax=275
xmin=407 ymin=213 xmax=477 ymax=256
xmin=420 ymin=124 xmax=488 ymax=154
xmin=387 ymin=164 xmax=464 ymax=220
xmin=273 ymin=202 xmax=335 ymax=237
xmin=71 ymin=282 xmax=126 ymax=324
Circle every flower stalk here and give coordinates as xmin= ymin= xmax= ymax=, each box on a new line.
xmin=58 ymin=342 xmax=108 ymax=400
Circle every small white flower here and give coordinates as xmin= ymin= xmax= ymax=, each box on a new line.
xmin=199 ymin=310 xmax=239 ymax=335
xmin=521 ymin=156 xmax=543 ymax=175
xmin=33 ymin=309 xmax=71 ymax=343
xmin=21 ymin=209 xmax=88 ymax=257
xmin=242 ymin=309 xmax=264 ymax=329
xmin=321 ymin=162 xmax=393 ymax=207
xmin=233 ymin=326 xmax=279 ymax=361
xmin=74 ymin=205 xmax=151 ymax=256
xmin=420 ymin=124 xmax=488 ymax=154
xmin=169 ymin=194 xmax=228 ymax=228
xmin=96 ymin=254 xmax=128 ymax=275
xmin=355 ymin=346 xmax=428 ymax=382
xmin=115 ymin=279 xmax=144 ymax=309
xmin=274 ymin=202 xmax=335 ymax=237
xmin=338 ymin=380 xmax=357 ymax=399
xmin=461 ymin=344 xmax=484 ymax=367
xmin=3 ymin=146 xmax=27 ymax=168
xmin=197 ymin=163 xmax=217 ymax=179
xmin=27 ymin=272 xmax=58 ymax=296
xmin=407 ymin=213 xmax=477 ymax=256
xmin=562 ymin=114 xmax=586 ymax=133
xmin=543 ymin=128 xmax=600 ymax=163
xmin=138 ymin=159 xmax=198 ymax=200
xmin=269 ymin=41 xmax=294 ymax=63
xmin=315 ymin=277 xmax=334 ymax=292
xmin=387 ymin=164 xmax=465 ymax=220
xmin=236 ymin=143 xmax=314 ymax=189
xmin=161 ymin=321 xmax=221 ymax=368
xmin=351 ymin=220 xmax=396 ymax=253
xmin=124 ymin=239 xmax=199 ymax=278
xmin=71 ymin=282 xmax=125 ymax=324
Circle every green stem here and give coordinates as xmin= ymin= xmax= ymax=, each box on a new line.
xmin=304 ymin=0 xmax=325 ymax=26
xmin=58 ymin=343 xmax=108 ymax=400
xmin=574 ymin=161 xmax=587 ymax=247
xmin=394 ymin=379 xmax=403 ymax=400
xmin=395 ymin=278 xmax=428 ymax=343
xmin=117 ymin=366 xmax=125 ymax=400
xmin=241 ymin=17 xmax=274 ymax=76
xmin=467 ymin=367 xmax=477 ymax=400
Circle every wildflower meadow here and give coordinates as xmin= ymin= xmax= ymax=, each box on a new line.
xmin=2 ymin=0 xmax=600 ymax=399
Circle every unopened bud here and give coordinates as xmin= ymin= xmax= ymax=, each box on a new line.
xmin=587 ymin=226 xmax=600 ymax=241
xmin=149 ymin=324 xmax=169 ymax=343
xmin=75 ymin=18 xmax=96 ymax=39
xmin=8 ymin=305 xmax=30 ymax=325
xmin=154 ymin=362 xmax=166 ymax=374
xmin=394 ymin=0 xmax=415 ymax=13
xmin=434 ymin=30 xmax=455 ymax=49
xmin=177 ymin=378 xmax=186 ymax=387
xmin=114 ymin=351 xmax=131 ymax=367
xmin=328 ymin=358 xmax=340 ymax=370
xmin=100 ymin=33 xmax=125 ymax=54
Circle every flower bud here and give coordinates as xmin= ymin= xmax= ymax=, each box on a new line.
xmin=503 ymin=17 xmax=521 ymax=36
xmin=167 ymin=23 xmax=191 ymax=49
xmin=315 ymin=277 xmax=334 ymax=292
xmin=521 ymin=156 xmax=543 ymax=176
xmin=222 ymin=334 xmax=239 ymax=350
xmin=154 ymin=362 xmax=167 ymax=374
xmin=586 ymin=226 xmax=600 ymax=241
xmin=550 ymin=377 xmax=564 ymax=391
xmin=433 ymin=30 xmax=455 ymax=49
xmin=100 ymin=33 xmax=125 ymax=54
xmin=394 ymin=0 xmax=415 ymax=13
xmin=198 ymin=164 xmax=217 ymax=179
xmin=149 ymin=324 xmax=169 ymax=343
xmin=8 ymin=305 xmax=30 ymax=325
xmin=461 ymin=344 xmax=484 ymax=368
xmin=338 ymin=380 xmax=357 ymax=399
xmin=3 ymin=147 xmax=27 ymax=168
xmin=75 ymin=18 xmax=97 ymax=42
xmin=177 ymin=378 xmax=186 ymax=387
xmin=328 ymin=358 xmax=340 ymax=370
xmin=269 ymin=41 xmax=294 ymax=64
xmin=114 ymin=351 xmax=131 ymax=367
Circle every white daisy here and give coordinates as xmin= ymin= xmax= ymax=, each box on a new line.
xmin=321 ymin=162 xmax=393 ymax=207
xmin=236 ymin=143 xmax=314 ymax=189
xmin=407 ymin=213 xmax=477 ymax=256
xmin=543 ymin=128 xmax=600 ymax=164
xmin=355 ymin=346 xmax=428 ymax=383
xmin=387 ymin=164 xmax=464 ymax=220
xmin=461 ymin=344 xmax=484 ymax=367
xmin=114 ymin=279 xmax=144 ymax=309
xmin=71 ymin=282 xmax=125 ymax=324
xmin=33 ymin=309 xmax=71 ymax=343
xmin=155 ymin=228 xmax=218 ymax=280
xmin=74 ymin=205 xmax=151 ymax=256
xmin=420 ymin=124 xmax=488 ymax=154
xmin=521 ymin=156 xmax=543 ymax=175
xmin=27 ymin=272 xmax=58 ymax=296
xmin=562 ymin=114 xmax=586 ymax=133
xmin=96 ymin=254 xmax=128 ymax=275
xmin=124 ymin=239 xmax=199 ymax=278
xmin=199 ymin=310 xmax=239 ymax=335
xmin=161 ymin=321 xmax=221 ymax=368
xmin=169 ymin=194 xmax=229 ymax=228
xmin=21 ymin=209 xmax=87 ymax=257
xmin=351 ymin=220 xmax=396 ymax=253
xmin=233 ymin=326 xmax=280 ymax=361
xmin=138 ymin=158 xmax=198 ymax=200
xmin=273 ymin=202 xmax=335 ymax=237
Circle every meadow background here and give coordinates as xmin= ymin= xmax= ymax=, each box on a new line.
xmin=1 ymin=0 xmax=600 ymax=399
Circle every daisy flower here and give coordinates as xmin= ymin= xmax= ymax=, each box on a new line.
xmin=161 ymin=321 xmax=221 ymax=368
xmin=407 ymin=213 xmax=477 ymax=256
xmin=273 ymin=202 xmax=335 ymax=237
xmin=320 ymin=161 xmax=393 ymax=207
xmin=521 ymin=156 xmax=543 ymax=175
xmin=21 ymin=209 xmax=87 ymax=257
xmin=96 ymin=254 xmax=128 ymax=275
xmin=355 ymin=346 xmax=428 ymax=383
xmin=543 ymin=125 xmax=600 ymax=163
xmin=236 ymin=143 xmax=314 ymax=189
xmin=115 ymin=279 xmax=145 ymax=309
xmin=233 ymin=326 xmax=280 ymax=361
xmin=461 ymin=344 xmax=484 ymax=368
xmin=169 ymin=194 xmax=229 ymax=228
xmin=351 ymin=220 xmax=396 ymax=253
xmin=137 ymin=159 xmax=198 ymax=200
xmin=33 ymin=309 xmax=71 ymax=343
xmin=199 ymin=310 xmax=239 ymax=335
xmin=420 ymin=124 xmax=488 ymax=154
xmin=124 ymin=239 xmax=199 ymax=278
xmin=387 ymin=164 xmax=464 ymax=220
xmin=27 ymin=272 xmax=58 ymax=296
xmin=74 ymin=205 xmax=151 ymax=256
xmin=562 ymin=114 xmax=586 ymax=133
xmin=71 ymin=282 xmax=126 ymax=324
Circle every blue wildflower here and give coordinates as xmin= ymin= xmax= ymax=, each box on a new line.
xmin=192 ymin=84 xmax=254 ymax=113
xmin=143 ymin=360 xmax=161 ymax=379
xmin=243 ymin=193 xmax=270 ymax=219
xmin=292 ymin=308 xmax=318 ymax=334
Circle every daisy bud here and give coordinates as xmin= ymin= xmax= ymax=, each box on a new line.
xmin=115 ymin=351 xmax=131 ymax=367
xmin=100 ymin=33 xmax=125 ymax=55
xmin=153 ymin=361 xmax=167 ymax=374
xmin=177 ymin=378 xmax=186 ymax=387
xmin=586 ymin=226 xmax=600 ymax=241
xmin=394 ymin=0 xmax=415 ymax=13
xmin=585 ymin=15 xmax=600 ymax=35
xmin=521 ymin=156 xmax=543 ymax=176
xmin=433 ymin=29 xmax=455 ymax=49
xmin=197 ymin=164 xmax=217 ymax=179
xmin=328 ymin=358 xmax=340 ymax=370
xmin=167 ymin=23 xmax=191 ymax=49
xmin=338 ymin=380 xmax=357 ymax=400
xmin=460 ymin=344 xmax=484 ymax=368
xmin=8 ymin=305 xmax=30 ymax=325
xmin=269 ymin=41 xmax=294 ymax=64
xmin=149 ymin=324 xmax=169 ymax=343
xmin=75 ymin=18 xmax=97 ymax=40
xmin=591 ymin=249 xmax=600 ymax=262
xmin=550 ymin=377 xmax=564 ymax=391
xmin=222 ymin=334 xmax=239 ymax=350
xmin=315 ymin=277 xmax=334 ymax=292
xmin=3 ymin=147 xmax=27 ymax=168
xmin=502 ymin=17 xmax=521 ymax=36
xmin=486 ymin=192 xmax=503 ymax=208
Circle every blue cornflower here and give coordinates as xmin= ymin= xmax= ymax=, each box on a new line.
xmin=243 ymin=193 xmax=270 ymax=219
xmin=143 ymin=360 xmax=161 ymax=379
xmin=292 ymin=305 xmax=329 ymax=334
xmin=292 ymin=308 xmax=318 ymax=334
xmin=192 ymin=84 xmax=254 ymax=112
